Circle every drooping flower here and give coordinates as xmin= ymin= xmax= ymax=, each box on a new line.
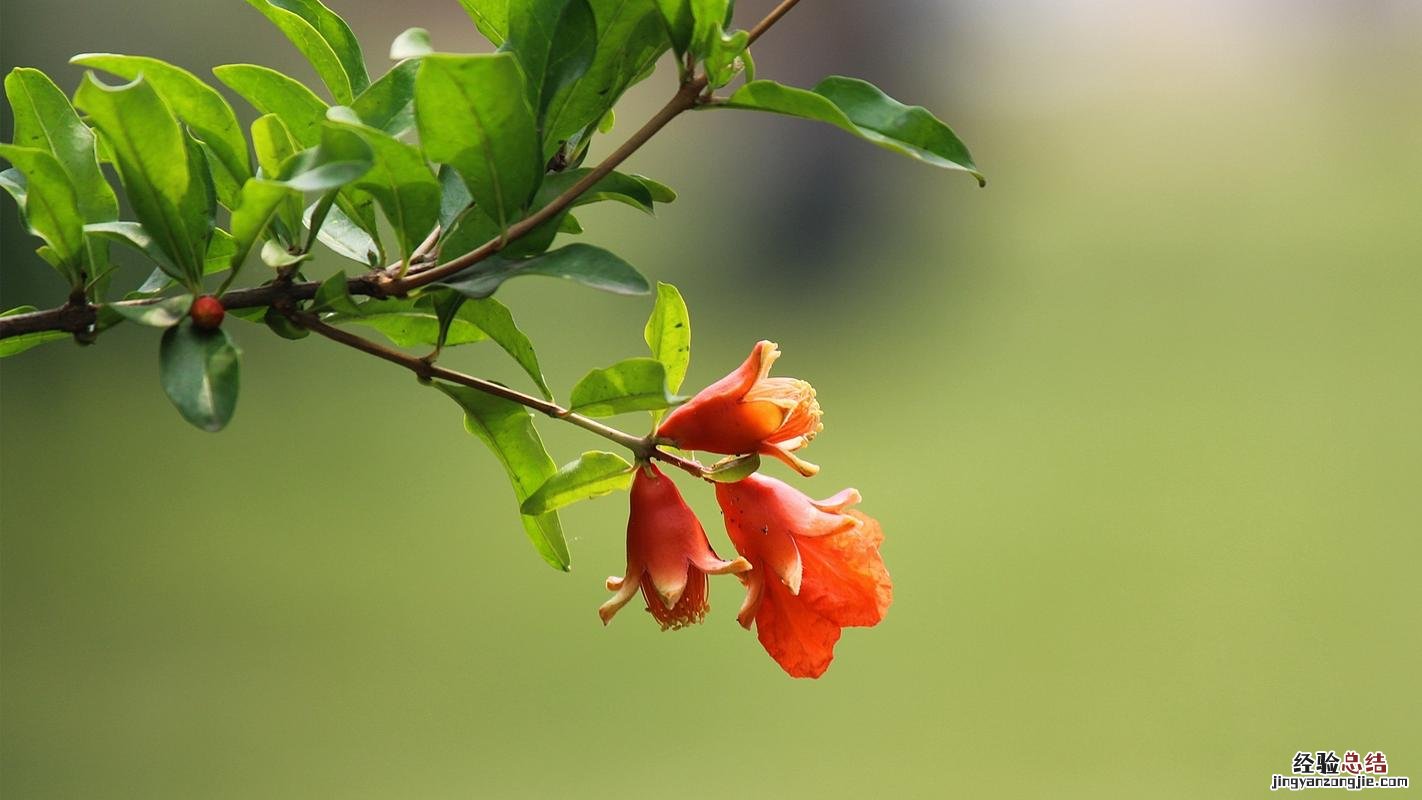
xmin=716 ymin=474 xmax=892 ymax=678
xmin=657 ymin=341 xmax=824 ymax=476
xmin=600 ymin=464 xmax=751 ymax=629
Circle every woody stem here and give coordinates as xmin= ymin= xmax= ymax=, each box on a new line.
xmin=287 ymin=309 xmax=708 ymax=478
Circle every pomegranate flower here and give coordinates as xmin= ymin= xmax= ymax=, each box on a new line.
xmin=600 ymin=464 xmax=751 ymax=630
xmin=716 ymin=474 xmax=892 ymax=678
xmin=656 ymin=341 xmax=824 ymax=476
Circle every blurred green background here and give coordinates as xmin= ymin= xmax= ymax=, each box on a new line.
xmin=3 ymin=1 xmax=1420 ymax=797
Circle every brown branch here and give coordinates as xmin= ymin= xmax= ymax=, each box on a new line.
xmin=288 ymin=309 xmax=709 ymax=478
xmin=1 ymin=0 xmax=808 ymax=352
xmin=383 ymin=76 xmax=709 ymax=295
xmin=747 ymin=0 xmax=803 ymax=45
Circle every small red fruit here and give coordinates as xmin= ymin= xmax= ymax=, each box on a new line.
xmin=190 ymin=295 xmax=225 ymax=330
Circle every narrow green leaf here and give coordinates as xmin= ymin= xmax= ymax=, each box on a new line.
xmin=245 ymin=0 xmax=370 ymax=103
xmin=74 ymin=74 xmax=214 ymax=284
xmin=437 ymin=164 xmax=473 ymax=231
xmin=264 ymin=305 xmax=311 ymax=339
xmin=214 ymin=64 xmax=329 ymax=148
xmin=325 ymin=295 xmax=489 ymax=348
xmin=311 ymin=271 xmax=363 ymax=314
xmin=390 ymin=28 xmax=434 ymax=60
xmin=435 ymin=243 xmax=649 ymax=299
xmin=631 ymin=173 xmax=676 ymax=203
xmin=703 ymin=452 xmax=761 ymax=483
xmin=228 ymin=179 xmax=298 ymax=270
xmin=89 ymin=221 xmax=234 ymax=284
xmin=108 ymin=294 xmax=193 ymax=328
xmin=250 ymin=114 xmax=305 ymax=242
xmin=5 ymin=67 xmax=118 ymax=284
xmin=460 ymin=296 xmax=553 ymax=399
xmin=521 ymin=451 xmax=634 ymax=515
xmin=643 ymin=281 xmax=690 ymax=396
xmin=441 ymin=168 xmax=661 ymax=260
xmin=415 ymin=54 xmax=541 ymax=232
xmin=569 ymin=356 xmax=679 ymax=417
xmin=0 ymin=145 xmax=85 ymax=281
xmin=433 ymin=381 xmax=570 ymax=571
xmin=654 ymin=0 xmax=694 ymax=54
xmin=323 ymin=108 xmax=440 ymax=265
xmin=689 ymin=0 xmax=732 ymax=59
xmin=71 ymin=54 xmax=252 ymax=207
xmin=541 ymin=0 xmax=669 ymax=156
xmin=306 ymin=201 xmax=380 ymax=264
xmin=352 ymin=60 xmax=419 ymax=137
xmin=0 ymin=306 xmax=69 ymax=358
xmin=718 ymin=77 xmax=984 ymax=184
xmin=5 ymin=67 xmax=117 ymax=222
xmin=0 ymin=168 xmax=27 ymax=212
xmin=160 ymin=322 xmax=242 ymax=432
xmin=457 ymin=0 xmax=509 ymax=46
xmin=507 ymin=0 xmax=596 ymax=125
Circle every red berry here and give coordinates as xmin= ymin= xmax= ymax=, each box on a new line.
xmin=191 ymin=295 xmax=225 ymax=330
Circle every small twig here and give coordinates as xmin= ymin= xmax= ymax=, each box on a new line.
xmin=289 ymin=309 xmax=708 ymax=478
xmin=0 ymin=0 xmax=809 ymax=347
xmin=747 ymin=0 xmax=803 ymax=45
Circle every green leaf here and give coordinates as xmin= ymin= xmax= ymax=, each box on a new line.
xmin=228 ymin=179 xmax=299 ymax=270
xmin=507 ymin=0 xmax=596 ymax=127
xmin=569 ymin=356 xmax=679 ymax=417
xmin=245 ymin=0 xmax=370 ymax=103
xmin=214 ymin=64 xmax=329 ymax=148
xmin=306 ymin=201 xmax=380 ymax=264
xmin=541 ymin=0 xmax=669 ymax=156
xmin=459 ymin=296 xmax=553 ymax=399
xmin=325 ymin=296 xmax=489 ymax=348
xmin=0 ymin=145 xmax=85 ymax=282
xmin=0 ymin=168 xmax=26 ymax=211
xmin=5 ymin=67 xmax=118 ymax=282
xmin=250 ymin=114 xmax=305 ymax=242
xmin=264 ymin=305 xmax=311 ymax=339
xmin=107 ymin=294 xmax=193 ymax=328
xmin=703 ymin=452 xmax=761 ymax=483
xmin=435 ymin=243 xmax=649 ymax=299
xmin=643 ymin=281 xmax=690 ymax=397
xmin=632 ymin=173 xmax=676 ymax=203
xmin=88 ymin=221 xmax=234 ymax=284
xmin=718 ymin=77 xmax=984 ymax=184
xmin=160 ymin=322 xmax=241 ymax=432
xmin=433 ymin=381 xmax=570 ymax=571
xmin=74 ymin=74 xmax=214 ymax=285
xmin=441 ymin=168 xmax=661 ymax=260
xmin=457 ymin=0 xmax=509 ymax=46
xmin=323 ymin=108 xmax=440 ymax=266
xmin=71 ymin=54 xmax=252 ymax=207
xmin=654 ymin=0 xmax=694 ymax=55
xmin=521 ymin=450 xmax=634 ymax=515
xmin=415 ymin=54 xmax=541 ymax=232
xmin=0 ymin=306 xmax=69 ymax=358
xmin=689 ymin=0 xmax=732 ymax=57
xmin=311 ymin=271 xmax=363 ymax=314
xmin=390 ymin=27 xmax=433 ymax=60
xmin=351 ymin=60 xmax=418 ymax=137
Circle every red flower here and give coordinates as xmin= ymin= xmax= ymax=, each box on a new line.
xmin=657 ymin=341 xmax=824 ymax=476
xmin=600 ymin=464 xmax=750 ymax=629
xmin=716 ymin=474 xmax=892 ymax=678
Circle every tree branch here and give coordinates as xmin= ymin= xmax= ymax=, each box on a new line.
xmin=288 ymin=308 xmax=709 ymax=478
xmin=0 ymin=0 xmax=808 ymax=354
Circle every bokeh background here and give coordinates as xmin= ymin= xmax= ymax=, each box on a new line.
xmin=3 ymin=1 xmax=1420 ymax=797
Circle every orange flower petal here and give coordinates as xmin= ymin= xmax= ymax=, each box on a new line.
xmin=754 ymin=574 xmax=842 ymax=678
xmin=795 ymin=511 xmax=892 ymax=628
